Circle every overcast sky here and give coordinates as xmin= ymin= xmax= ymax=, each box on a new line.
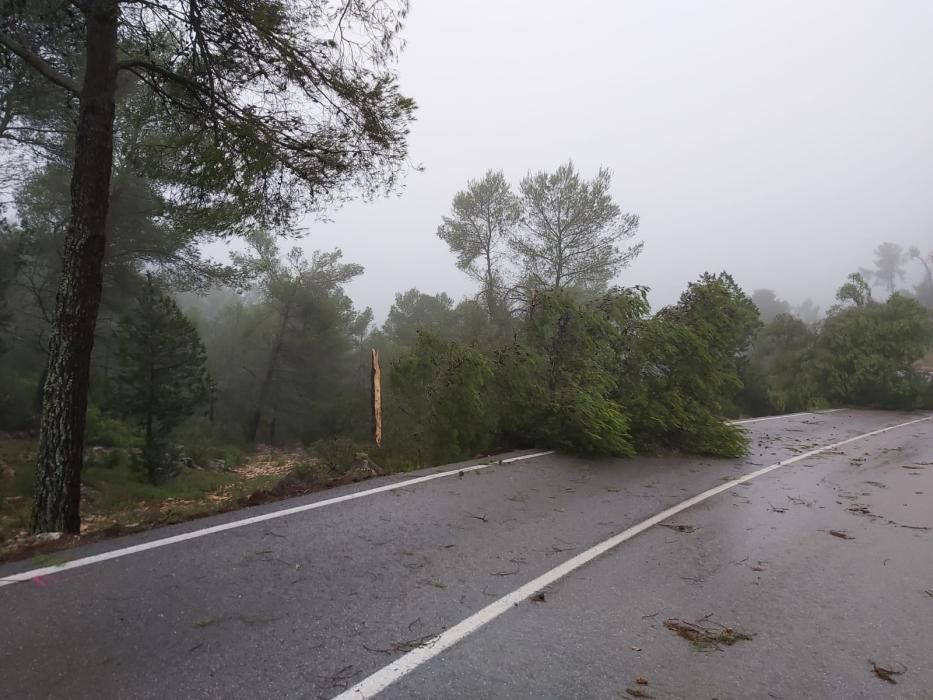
xmin=289 ymin=0 xmax=933 ymax=321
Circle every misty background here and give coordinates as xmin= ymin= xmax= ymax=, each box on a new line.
xmin=253 ymin=0 xmax=933 ymax=321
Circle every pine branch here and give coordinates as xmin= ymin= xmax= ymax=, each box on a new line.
xmin=0 ymin=33 xmax=80 ymax=95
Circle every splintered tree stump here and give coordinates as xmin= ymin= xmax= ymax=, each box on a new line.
xmin=371 ymin=348 xmax=383 ymax=448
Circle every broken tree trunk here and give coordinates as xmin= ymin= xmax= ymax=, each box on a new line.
xmin=371 ymin=349 xmax=382 ymax=448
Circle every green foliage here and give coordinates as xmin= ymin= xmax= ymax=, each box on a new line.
xmin=436 ymin=170 xmax=520 ymax=319
xmin=0 ymin=367 xmax=39 ymax=432
xmin=386 ymin=331 xmax=495 ymax=466
xmin=115 ymin=278 xmax=211 ymax=482
xmin=814 ymin=292 xmax=933 ymax=409
xmin=172 ymin=418 xmax=245 ymax=470
xmin=85 ymin=405 xmax=141 ymax=448
xmin=739 ymin=270 xmax=933 ymax=416
xmin=496 ymin=290 xmax=639 ymax=456
xmin=742 ymin=314 xmax=820 ymax=413
xmin=867 ymin=242 xmax=908 ymax=295
xmin=513 ymin=161 xmax=642 ymax=293
xmin=836 ymin=272 xmax=872 ymax=308
xmin=0 ymin=220 xmax=16 ymax=355
xmin=223 ymin=237 xmax=370 ymax=445
xmin=307 ymin=437 xmax=363 ymax=474
xmin=618 ymin=273 xmax=759 ymax=457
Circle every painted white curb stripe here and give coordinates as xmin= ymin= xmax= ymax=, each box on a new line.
xmin=334 ymin=414 xmax=932 ymax=699
xmin=0 ymin=451 xmax=554 ymax=588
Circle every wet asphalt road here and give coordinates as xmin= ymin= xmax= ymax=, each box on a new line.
xmin=1 ymin=409 xmax=931 ymax=699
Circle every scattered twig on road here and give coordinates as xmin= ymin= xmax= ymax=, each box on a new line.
xmin=659 ymin=523 xmax=697 ymax=534
xmin=363 ymin=634 xmax=439 ymax=656
xmin=625 ymin=688 xmax=654 ymax=698
xmin=663 ymin=617 xmax=753 ymax=651
xmin=316 ymin=664 xmax=359 ymax=691
xmin=827 ymin=529 xmax=855 ymax=540
xmin=870 ymin=661 xmax=907 ymax=684
xmin=887 ymin=520 xmax=931 ymax=531
xmin=491 ymin=567 xmax=520 ymax=577
xmin=768 ymin=504 xmax=787 ymax=513
xmin=361 ymin=643 xmax=393 ymax=655
xmin=923 ymin=589 xmax=933 ymax=597
xmin=467 ymin=513 xmax=489 ymax=523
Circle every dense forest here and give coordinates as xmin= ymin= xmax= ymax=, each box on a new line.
xmin=1 ymin=1 xmax=932 ymax=540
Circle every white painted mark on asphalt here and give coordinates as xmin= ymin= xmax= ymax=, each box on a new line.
xmin=731 ymin=408 xmax=843 ymax=425
xmin=334 ymin=414 xmax=931 ymax=699
xmin=0 ymin=451 xmax=554 ymax=588
xmin=0 ymin=409 xmax=847 ymax=588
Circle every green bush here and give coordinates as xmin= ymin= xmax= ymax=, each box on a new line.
xmin=85 ymin=405 xmax=141 ymax=448
xmin=0 ymin=370 xmax=39 ymax=432
xmin=174 ymin=418 xmax=245 ymax=469
xmin=307 ymin=437 xmax=360 ymax=475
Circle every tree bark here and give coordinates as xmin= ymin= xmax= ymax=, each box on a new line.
xmin=31 ymin=0 xmax=119 ymax=533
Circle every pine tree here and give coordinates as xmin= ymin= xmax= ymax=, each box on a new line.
xmin=115 ymin=277 xmax=210 ymax=483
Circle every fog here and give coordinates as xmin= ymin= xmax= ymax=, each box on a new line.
xmin=281 ymin=0 xmax=933 ymax=321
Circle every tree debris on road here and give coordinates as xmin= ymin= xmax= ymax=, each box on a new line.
xmin=870 ymin=661 xmax=907 ymax=684
xmin=663 ymin=617 xmax=753 ymax=651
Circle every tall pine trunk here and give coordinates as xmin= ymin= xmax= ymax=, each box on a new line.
xmin=31 ymin=0 xmax=119 ymax=533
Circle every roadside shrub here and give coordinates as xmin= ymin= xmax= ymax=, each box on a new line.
xmin=307 ymin=437 xmax=359 ymax=474
xmin=85 ymin=405 xmax=140 ymax=448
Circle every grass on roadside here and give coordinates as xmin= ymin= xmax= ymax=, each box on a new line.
xmin=0 ymin=436 xmax=411 ymax=560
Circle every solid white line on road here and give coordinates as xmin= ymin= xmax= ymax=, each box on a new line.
xmin=0 ymin=408 xmax=847 ymax=588
xmin=731 ymin=408 xmax=843 ymax=425
xmin=334 ymin=414 xmax=931 ymax=699
xmin=0 ymin=451 xmax=554 ymax=588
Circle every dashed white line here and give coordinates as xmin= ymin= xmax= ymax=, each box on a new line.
xmin=334 ymin=414 xmax=931 ymax=699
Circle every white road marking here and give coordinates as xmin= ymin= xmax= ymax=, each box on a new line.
xmin=0 ymin=451 xmax=554 ymax=588
xmin=731 ymin=408 xmax=843 ymax=425
xmin=0 ymin=408 xmax=848 ymax=587
xmin=334 ymin=414 xmax=931 ymax=699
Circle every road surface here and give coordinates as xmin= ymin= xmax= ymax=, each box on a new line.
xmin=1 ymin=409 xmax=932 ymax=699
